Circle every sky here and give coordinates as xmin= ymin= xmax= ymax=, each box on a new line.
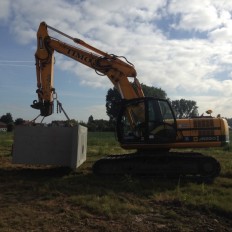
xmin=1 ymin=0 xmax=232 ymax=123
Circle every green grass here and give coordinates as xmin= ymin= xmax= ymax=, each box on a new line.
xmin=86 ymin=132 xmax=128 ymax=163
xmin=0 ymin=132 xmax=13 ymax=157
xmin=0 ymin=131 xmax=232 ymax=231
xmin=0 ymin=132 xmax=13 ymax=145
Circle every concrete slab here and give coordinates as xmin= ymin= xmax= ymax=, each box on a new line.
xmin=12 ymin=125 xmax=87 ymax=169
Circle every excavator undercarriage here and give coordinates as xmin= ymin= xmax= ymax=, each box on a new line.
xmin=93 ymin=151 xmax=221 ymax=180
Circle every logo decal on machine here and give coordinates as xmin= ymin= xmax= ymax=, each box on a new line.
xmin=198 ymin=136 xmax=219 ymax=142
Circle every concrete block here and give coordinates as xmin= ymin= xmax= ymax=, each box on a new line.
xmin=12 ymin=125 xmax=87 ymax=169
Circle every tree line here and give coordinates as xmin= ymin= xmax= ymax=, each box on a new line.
xmin=1 ymin=84 xmax=230 ymax=132
xmin=106 ymin=84 xmax=199 ymax=122
xmin=0 ymin=113 xmax=23 ymax=132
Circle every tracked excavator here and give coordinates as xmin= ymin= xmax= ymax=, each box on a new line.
xmin=31 ymin=22 xmax=229 ymax=179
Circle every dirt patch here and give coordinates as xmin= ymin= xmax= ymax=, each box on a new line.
xmin=72 ymin=202 xmax=232 ymax=232
xmin=0 ymin=156 xmax=232 ymax=232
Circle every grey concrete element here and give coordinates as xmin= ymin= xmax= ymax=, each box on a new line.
xmin=12 ymin=125 xmax=87 ymax=169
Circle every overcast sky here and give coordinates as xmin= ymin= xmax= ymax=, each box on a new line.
xmin=1 ymin=0 xmax=232 ymax=123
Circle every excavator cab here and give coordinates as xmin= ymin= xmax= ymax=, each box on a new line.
xmin=117 ymin=97 xmax=177 ymax=148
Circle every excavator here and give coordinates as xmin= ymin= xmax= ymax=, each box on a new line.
xmin=31 ymin=22 xmax=229 ymax=179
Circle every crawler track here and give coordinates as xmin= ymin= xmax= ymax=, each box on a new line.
xmin=93 ymin=151 xmax=221 ymax=179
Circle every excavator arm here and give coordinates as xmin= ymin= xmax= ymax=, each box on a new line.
xmin=31 ymin=21 xmax=144 ymax=116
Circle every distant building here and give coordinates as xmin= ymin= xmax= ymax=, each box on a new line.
xmin=0 ymin=122 xmax=7 ymax=132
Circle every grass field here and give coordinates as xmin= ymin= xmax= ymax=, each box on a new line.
xmin=0 ymin=131 xmax=232 ymax=231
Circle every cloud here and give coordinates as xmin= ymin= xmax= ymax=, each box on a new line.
xmin=3 ymin=0 xmax=232 ymax=118
xmin=209 ymin=25 xmax=232 ymax=42
xmin=168 ymin=1 xmax=218 ymax=31
xmin=55 ymin=54 xmax=111 ymax=89
xmin=0 ymin=0 xmax=11 ymax=21
xmin=83 ymin=104 xmax=108 ymax=120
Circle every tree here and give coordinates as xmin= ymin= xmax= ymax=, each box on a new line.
xmin=7 ymin=123 xmax=14 ymax=132
xmin=0 ymin=113 xmax=13 ymax=124
xmin=88 ymin=115 xmax=94 ymax=124
xmin=106 ymin=84 xmax=167 ymax=122
xmin=106 ymin=88 xmax=122 ymax=122
xmin=86 ymin=115 xmax=114 ymax=131
xmin=171 ymin=99 xmax=198 ymax=118
xmin=66 ymin=119 xmax=78 ymax=127
xmin=15 ymin=118 xmax=25 ymax=125
xmin=87 ymin=115 xmax=96 ymax=131
xmin=0 ymin=113 xmax=14 ymax=131
xmin=226 ymin=118 xmax=232 ymax=128
xmin=141 ymin=84 xmax=167 ymax=98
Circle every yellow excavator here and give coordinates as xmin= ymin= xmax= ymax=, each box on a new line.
xmin=31 ymin=22 xmax=229 ymax=178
